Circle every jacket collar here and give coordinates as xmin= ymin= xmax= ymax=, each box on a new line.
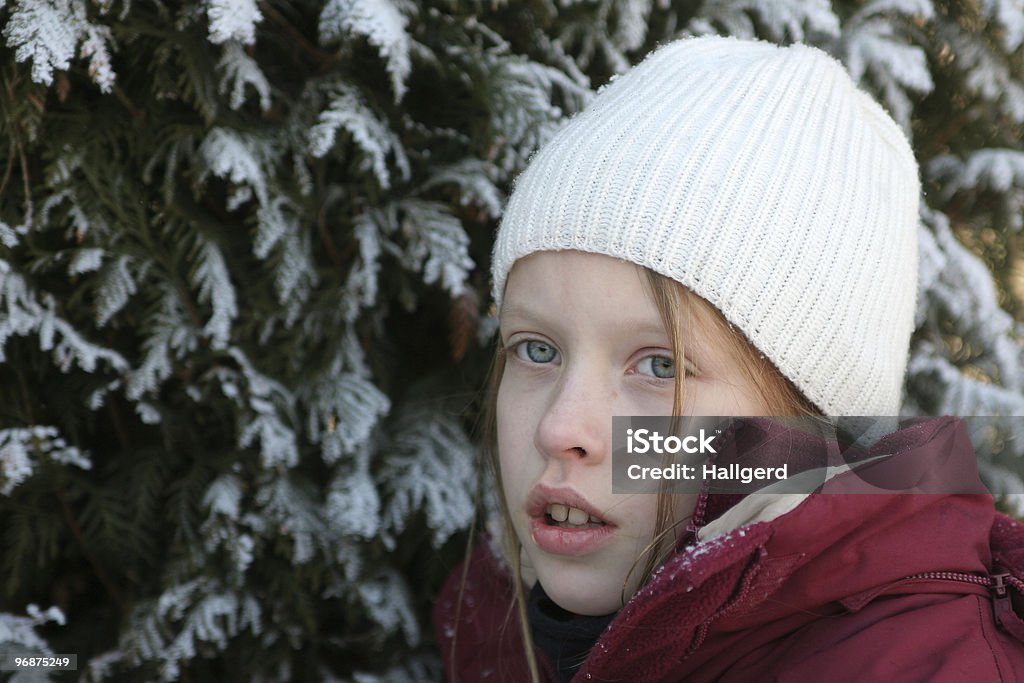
xmin=578 ymin=416 xmax=999 ymax=679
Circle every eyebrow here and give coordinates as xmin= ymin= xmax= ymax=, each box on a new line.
xmin=498 ymin=302 xmax=556 ymax=332
xmin=500 ymin=303 xmax=670 ymax=339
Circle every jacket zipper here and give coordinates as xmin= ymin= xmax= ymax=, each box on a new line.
xmin=903 ymin=570 xmax=1024 ymax=593
xmin=903 ymin=570 xmax=1024 ymax=641
xmin=685 ymin=569 xmax=1024 ymax=661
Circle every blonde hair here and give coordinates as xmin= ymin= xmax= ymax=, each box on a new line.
xmin=462 ymin=267 xmax=818 ymax=683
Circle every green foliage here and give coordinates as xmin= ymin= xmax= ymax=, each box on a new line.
xmin=0 ymin=0 xmax=1021 ymax=681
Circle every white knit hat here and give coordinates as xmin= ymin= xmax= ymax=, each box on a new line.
xmin=491 ymin=36 xmax=920 ymax=417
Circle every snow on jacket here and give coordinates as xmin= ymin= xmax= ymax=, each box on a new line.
xmin=434 ymin=416 xmax=1024 ymax=682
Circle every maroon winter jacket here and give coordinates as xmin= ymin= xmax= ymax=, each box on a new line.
xmin=434 ymin=417 xmax=1024 ymax=681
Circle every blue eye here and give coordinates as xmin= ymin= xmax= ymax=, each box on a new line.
xmin=637 ymin=355 xmax=675 ymax=379
xmin=515 ymin=340 xmax=560 ymax=364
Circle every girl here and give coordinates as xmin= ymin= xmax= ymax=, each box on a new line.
xmin=435 ymin=36 xmax=1024 ymax=682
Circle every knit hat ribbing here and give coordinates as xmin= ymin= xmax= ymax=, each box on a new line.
xmin=491 ymin=36 xmax=920 ymax=417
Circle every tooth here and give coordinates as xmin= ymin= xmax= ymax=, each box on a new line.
xmin=549 ymin=503 xmax=569 ymax=522
xmin=567 ymin=507 xmax=588 ymax=525
xmin=589 ymin=515 xmax=600 ymax=523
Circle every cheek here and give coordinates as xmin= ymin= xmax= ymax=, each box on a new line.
xmin=632 ymin=497 xmax=662 ymax=538
xmin=495 ymin=381 xmax=535 ymax=493
xmin=495 ymin=383 xmax=515 ymax=460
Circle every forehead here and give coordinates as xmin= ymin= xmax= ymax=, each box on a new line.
xmin=500 ymin=251 xmax=661 ymax=327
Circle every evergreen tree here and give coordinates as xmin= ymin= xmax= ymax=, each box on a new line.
xmin=0 ymin=1 xmax=1020 ymax=681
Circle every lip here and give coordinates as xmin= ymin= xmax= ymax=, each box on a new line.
xmin=526 ymin=484 xmax=616 ymax=557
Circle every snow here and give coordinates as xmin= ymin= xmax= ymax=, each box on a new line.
xmin=205 ymin=0 xmax=262 ymax=45
xmin=319 ymin=0 xmax=411 ymax=101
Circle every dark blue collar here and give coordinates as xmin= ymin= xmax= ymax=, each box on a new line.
xmin=527 ymin=582 xmax=617 ymax=683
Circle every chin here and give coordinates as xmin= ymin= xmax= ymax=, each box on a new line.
xmin=537 ymin=566 xmax=625 ymax=616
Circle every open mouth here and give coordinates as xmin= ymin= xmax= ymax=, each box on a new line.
xmin=529 ymin=488 xmax=615 ymax=555
xmin=544 ymin=503 xmax=607 ymax=529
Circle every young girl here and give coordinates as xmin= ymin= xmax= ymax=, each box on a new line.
xmin=434 ymin=36 xmax=1024 ymax=682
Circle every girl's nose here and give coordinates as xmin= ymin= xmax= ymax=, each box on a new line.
xmin=534 ymin=371 xmax=610 ymax=464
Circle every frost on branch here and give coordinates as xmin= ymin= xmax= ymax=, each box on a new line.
xmin=328 ymin=462 xmax=380 ymax=540
xmin=83 ymin=649 xmax=125 ymax=682
xmin=380 ymin=406 xmax=475 ymax=548
xmin=79 ymin=22 xmax=115 ymax=93
xmin=319 ymin=0 xmax=411 ymax=101
xmin=252 ymin=193 xmax=317 ymax=324
xmin=2 ymin=0 xmax=117 ymax=92
xmin=928 ymin=149 xmax=1024 ymax=231
xmin=346 ymin=655 xmax=443 ymax=683
xmin=911 ymin=204 xmax=1024 ymax=479
xmin=305 ymin=368 xmax=390 ymax=465
xmin=238 ymin=407 xmax=299 ymax=470
xmin=914 ymin=208 xmax=1024 ymax=395
xmin=203 ymin=473 xmax=243 ymax=521
xmin=95 ymin=255 xmax=138 ymax=327
xmin=307 ymin=81 xmax=410 ymax=190
xmin=272 ymin=229 xmax=317 ymax=324
xmin=397 ymin=199 xmax=474 ymax=297
xmin=296 ymin=332 xmax=389 ymax=466
xmin=0 ymin=259 xmax=128 ymax=374
xmin=687 ymin=0 xmax=840 ymax=42
xmin=224 ymin=347 xmax=300 ymax=469
xmin=483 ymin=56 xmax=588 ymax=174
xmin=553 ymin=0 xmax=655 ymax=74
xmin=217 ymin=41 xmax=271 ymax=111
xmin=354 ymin=568 xmax=419 ymax=646
xmin=201 ymin=474 xmax=256 ymax=575
xmin=199 ymin=127 xmax=271 ymax=206
xmin=122 ymin=578 xmax=262 ymax=682
xmin=840 ymin=1 xmax=935 ymax=131
xmin=334 ymin=199 xmax=473 ymax=307
xmin=907 ymin=342 xmax=1024 ymax=497
xmin=934 ymin=149 xmax=1024 ymax=194
xmin=0 ymin=426 xmax=90 ymax=495
xmin=345 ymin=658 xmax=443 ymax=683
xmin=127 ymin=284 xmax=198 ymax=400
xmin=4 ymin=0 xmax=85 ymax=85
xmin=254 ymin=197 xmax=294 ymax=259
xmin=942 ymin=23 xmax=1024 ymax=124
xmin=256 ymin=475 xmax=328 ymax=564
xmin=327 ymin=431 xmax=381 ymax=542
xmin=615 ymin=0 xmax=653 ymax=54
xmin=420 ymin=159 xmax=504 ymax=220
xmin=0 ymin=604 xmax=64 ymax=663
xmin=0 ymin=221 xmax=21 ymax=249
xmin=67 ymin=248 xmax=104 ymax=276
xmin=908 ymin=342 xmax=1024 ymax=416
xmin=340 ymin=211 xmax=383 ymax=322
xmin=982 ymin=0 xmax=1024 ymax=52
xmin=205 ymin=0 xmax=263 ymax=46
xmin=190 ymin=237 xmax=238 ymax=349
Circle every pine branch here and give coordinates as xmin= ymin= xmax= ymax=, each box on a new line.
xmin=316 ymin=197 xmax=344 ymax=269
xmin=921 ymin=111 xmax=976 ymax=157
xmin=56 ymin=487 xmax=127 ymax=614
xmin=16 ymin=122 xmax=32 ymax=226
xmin=106 ymin=400 xmax=132 ymax=451
xmin=113 ymin=84 xmax=145 ymax=122
xmin=259 ymin=1 xmax=338 ymax=69
xmin=0 ymin=138 xmax=15 ymax=199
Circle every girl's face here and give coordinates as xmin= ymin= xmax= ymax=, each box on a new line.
xmin=497 ymin=250 xmax=768 ymax=616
